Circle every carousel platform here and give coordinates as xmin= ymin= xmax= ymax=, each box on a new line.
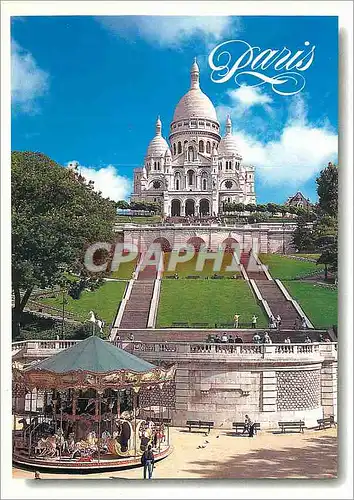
xmin=13 ymin=444 xmax=172 ymax=473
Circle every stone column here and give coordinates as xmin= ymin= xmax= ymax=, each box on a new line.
xmin=181 ymin=202 xmax=186 ymax=216
xmin=320 ymin=360 xmax=337 ymax=420
xmin=261 ymin=370 xmax=277 ymax=412
xmin=174 ymin=366 xmax=189 ymax=425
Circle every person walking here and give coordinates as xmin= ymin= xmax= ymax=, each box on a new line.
xmin=252 ymin=332 xmax=261 ymax=344
xmin=301 ymin=317 xmax=307 ymax=330
xmin=233 ymin=313 xmax=240 ymax=328
xmin=263 ymin=332 xmax=272 ymax=344
xmin=141 ymin=444 xmax=155 ymax=479
xmin=251 ymin=315 xmax=258 ymax=328
xmin=276 ymin=314 xmax=282 ymax=330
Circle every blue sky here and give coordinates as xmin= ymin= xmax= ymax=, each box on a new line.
xmin=11 ymin=15 xmax=338 ymax=203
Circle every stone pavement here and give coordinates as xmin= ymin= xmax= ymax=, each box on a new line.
xmin=13 ymin=427 xmax=337 ymax=480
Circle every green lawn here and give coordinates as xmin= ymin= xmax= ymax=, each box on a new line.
xmin=260 ymin=253 xmax=324 ymax=280
xmin=116 ymin=216 xmax=162 ymax=225
xmin=157 ymin=280 xmax=267 ymax=328
xmin=289 ymin=253 xmax=321 ymax=261
xmin=163 ymin=253 xmax=241 ymax=278
xmin=41 ymin=281 xmax=127 ymax=325
xmin=110 ymin=257 xmax=138 ymax=279
xmin=283 ymin=281 xmax=337 ymax=329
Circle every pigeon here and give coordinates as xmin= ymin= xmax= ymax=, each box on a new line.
xmin=216 ymin=435 xmax=220 ymax=438
xmin=197 ymin=445 xmax=206 ymax=449
xmin=204 ymin=432 xmax=208 ymax=437
xmin=204 ymin=440 xmax=209 ymax=444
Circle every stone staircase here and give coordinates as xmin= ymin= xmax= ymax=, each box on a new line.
xmin=240 ymin=252 xmax=268 ymax=280
xmin=118 ymin=265 xmax=157 ymax=329
xmin=241 ymin=252 xmax=303 ymax=328
xmin=255 ymin=280 xmax=302 ymax=329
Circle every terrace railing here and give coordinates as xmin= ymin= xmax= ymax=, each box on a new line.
xmin=12 ymin=339 xmax=336 ymax=362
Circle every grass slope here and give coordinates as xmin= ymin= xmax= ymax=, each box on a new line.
xmin=283 ymin=281 xmax=337 ymax=329
xmin=157 ymin=280 xmax=267 ymax=328
xmin=260 ymin=254 xmax=324 ymax=280
xmin=163 ymin=253 xmax=240 ymax=278
xmin=42 ymin=281 xmax=126 ymax=325
xmin=110 ymin=257 xmax=138 ymax=279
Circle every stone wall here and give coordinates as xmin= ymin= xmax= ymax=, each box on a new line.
xmin=277 ymin=370 xmax=321 ymax=411
xmin=120 ymin=224 xmax=295 ymax=254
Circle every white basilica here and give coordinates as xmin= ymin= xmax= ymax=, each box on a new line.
xmin=132 ymin=60 xmax=256 ymax=217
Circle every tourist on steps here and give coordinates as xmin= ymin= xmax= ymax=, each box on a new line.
xmin=251 ymin=315 xmax=258 ymax=328
xmin=221 ymin=333 xmax=229 ymax=343
xmin=252 ymin=332 xmax=261 ymax=344
xmin=301 ymin=317 xmax=308 ymax=330
xmin=263 ymin=332 xmax=272 ymax=344
xmin=276 ymin=314 xmax=282 ymax=330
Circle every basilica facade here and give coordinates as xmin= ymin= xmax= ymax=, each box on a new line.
xmin=132 ymin=60 xmax=256 ymax=217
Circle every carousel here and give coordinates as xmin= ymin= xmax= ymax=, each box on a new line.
xmin=12 ymin=335 xmax=176 ymax=472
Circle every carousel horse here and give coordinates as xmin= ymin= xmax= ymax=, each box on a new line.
xmin=88 ymin=311 xmax=105 ymax=333
xmin=71 ymin=431 xmax=99 ymax=459
xmin=34 ymin=435 xmax=58 ymax=457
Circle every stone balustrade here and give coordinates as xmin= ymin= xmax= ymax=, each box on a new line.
xmin=12 ymin=338 xmax=337 ymax=362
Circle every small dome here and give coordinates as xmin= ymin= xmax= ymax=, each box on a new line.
xmin=146 ymin=116 xmax=169 ymax=157
xmin=218 ymin=116 xmax=241 ymax=157
xmin=173 ymin=60 xmax=218 ymax=123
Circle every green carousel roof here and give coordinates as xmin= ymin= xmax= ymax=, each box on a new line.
xmin=27 ymin=336 xmax=156 ymax=374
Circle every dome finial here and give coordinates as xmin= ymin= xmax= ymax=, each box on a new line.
xmin=226 ymin=114 xmax=232 ymax=134
xmin=190 ymin=58 xmax=200 ymax=90
xmin=156 ymin=116 xmax=162 ymax=136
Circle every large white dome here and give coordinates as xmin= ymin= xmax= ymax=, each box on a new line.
xmin=146 ymin=117 xmax=169 ymax=157
xmin=173 ymin=89 xmax=218 ymax=122
xmin=172 ymin=60 xmax=218 ymax=123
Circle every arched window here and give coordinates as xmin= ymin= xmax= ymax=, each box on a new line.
xmin=177 ymin=142 xmax=182 ymax=154
xmin=188 ymin=146 xmax=194 ymax=162
xmin=188 ymin=170 xmax=194 ymax=186
xmin=184 ymin=140 xmax=188 ymax=149
xmin=175 ymin=173 xmax=180 ymax=191
xmin=206 ymin=141 xmax=211 ymax=154
xmin=199 ymin=140 xmax=204 ymax=153
xmin=173 ymin=143 xmax=176 ymax=156
xmin=157 ymin=162 xmax=160 ymax=170
xmin=154 ymin=161 xmax=156 ymax=170
xmin=203 ymin=178 xmax=207 ymax=190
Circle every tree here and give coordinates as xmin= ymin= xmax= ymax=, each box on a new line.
xmin=12 ymin=152 xmax=117 ymax=336
xmin=292 ymin=215 xmax=316 ymax=252
xmin=116 ymin=200 xmax=130 ymax=210
xmin=316 ymin=162 xmax=338 ymax=217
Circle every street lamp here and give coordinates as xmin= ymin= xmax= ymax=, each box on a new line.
xmin=61 ymin=288 xmax=68 ymax=339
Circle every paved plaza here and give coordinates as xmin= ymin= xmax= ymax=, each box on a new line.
xmin=13 ymin=427 xmax=337 ymax=480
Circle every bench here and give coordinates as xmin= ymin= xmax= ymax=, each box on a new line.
xmin=171 ymin=322 xmax=189 ymax=328
xmin=186 ymin=420 xmax=214 ymax=433
xmin=233 ymin=422 xmax=260 ymax=435
xmin=317 ymin=415 xmax=336 ymax=430
xmin=186 ymin=275 xmax=201 ymax=279
xmin=278 ymin=421 xmax=305 ymax=433
xmin=211 ymin=275 xmax=224 ymax=279
xmin=191 ymin=322 xmax=209 ymax=328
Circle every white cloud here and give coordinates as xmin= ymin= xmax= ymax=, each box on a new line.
xmin=216 ymin=92 xmax=337 ymax=185
xmin=98 ymin=16 xmax=235 ymax=48
xmin=217 ymin=86 xmax=274 ymax=121
xmin=228 ymin=86 xmax=272 ymax=107
xmin=67 ymin=162 xmax=132 ymax=202
xmin=11 ymin=39 xmax=49 ymax=113
xmin=233 ymin=124 xmax=337 ymax=186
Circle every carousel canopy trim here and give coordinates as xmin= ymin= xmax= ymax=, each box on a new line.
xmin=25 ymin=336 xmax=156 ymax=374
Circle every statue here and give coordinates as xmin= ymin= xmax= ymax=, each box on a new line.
xmin=88 ymin=311 xmax=105 ymax=333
